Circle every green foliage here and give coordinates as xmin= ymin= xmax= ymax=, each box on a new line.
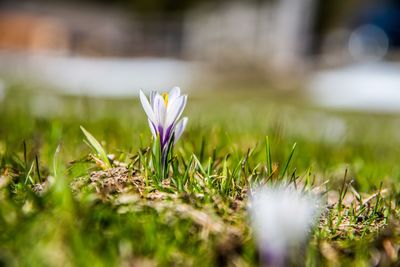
xmin=80 ymin=126 xmax=112 ymax=169
xmin=0 ymin=86 xmax=400 ymax=266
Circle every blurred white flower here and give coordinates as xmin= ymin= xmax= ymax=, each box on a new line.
xmin=249 ymin=185 xmax=320 ymax=266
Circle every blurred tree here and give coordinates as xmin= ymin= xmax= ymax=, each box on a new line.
xmin=311 ymin=0 xmax=361 ymax=54
xmin=1 ymin=0 xmax=273 ymax=15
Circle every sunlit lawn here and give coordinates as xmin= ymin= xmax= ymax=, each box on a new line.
xmin=1 ymin=84 xmax=400 ymax=266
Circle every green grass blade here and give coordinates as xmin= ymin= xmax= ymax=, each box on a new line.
xmin=80 ymin=126 xmax=111 ymax=169
xmin=265 ymin=136 xmax=273 ymax=177
xmin=280 ymin=142 xmax=297 ymax=179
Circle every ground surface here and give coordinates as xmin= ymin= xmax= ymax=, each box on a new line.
xmin=0 ymin=85 xmax=400 ymax=266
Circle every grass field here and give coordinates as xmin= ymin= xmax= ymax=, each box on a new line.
xmin=1 ymin=84 xmax=400 ymax=266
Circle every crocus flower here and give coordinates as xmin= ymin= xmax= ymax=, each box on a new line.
xmin=139 ymin=87 xmax=188 ymax=174
xmin=249 ymin=185 xmax=320 ymax=267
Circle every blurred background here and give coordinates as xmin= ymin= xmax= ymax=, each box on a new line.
xmin=3 ymin=2 xmax=400 ymax=266
xmin=0 ymin=0 xmax=400 ymax=110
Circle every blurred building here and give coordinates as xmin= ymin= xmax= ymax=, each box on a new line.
xmin=0 ymin=0 xmax=316 ymax=70
xmin=0 ymin=3 xmax=135 ymax=56
xmin=185 ymin=0 xmax=315 ymax=72
xmin=0 ymin=0 xmax=399 ymax=79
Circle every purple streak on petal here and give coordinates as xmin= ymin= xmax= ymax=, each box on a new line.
xmin=164 ymin=124 xmax=174 ymax=145
xmin=174 ymin=117 xmax=188 ymax=144
xmin=148 ymin=119 xmax=157 ymax=139
xmin=175 ymin=95 xmax=187 ymax=124
xmin=154 ymin=94 xmax=166 ymax=127
xmin=157 ymin=125 xmax=164 ymax=145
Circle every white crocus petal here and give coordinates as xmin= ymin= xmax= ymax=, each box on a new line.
xmin=166 ymin=95 xmax=187 ymax=127
xmin=148 ymin=119 xmax=157 ymax=139
xmin=139 ymin=90 xmax=156 ymax=124
xmin=150 ymin=91 xmax=156 ymax=105
xmin=153 ymin=94 xmax=167 ymax=128
xmin=174 ymin=117 xmax=188 ymax=144
xmin=177 ymin=95 xmax=187 ymax=120
xmin=152 ymin=92 xmax=161 ymax=110
xmin=168 ymin=86 xmax=181 ymax=102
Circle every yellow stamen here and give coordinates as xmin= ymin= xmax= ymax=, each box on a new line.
xmin=162 ymin=92 xmax=169 ymax=106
